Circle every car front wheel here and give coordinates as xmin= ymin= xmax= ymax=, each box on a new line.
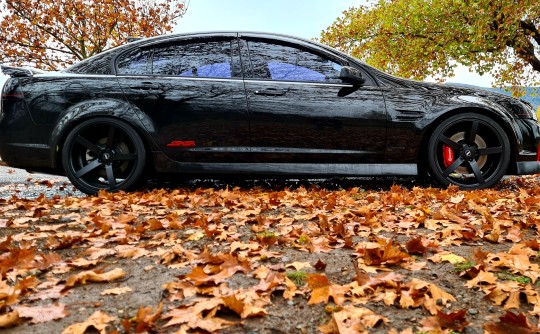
xmin=62 ymin=118 xmax=146 ymax=195
xmin=427 ymin=113 xmax=510 ymax=189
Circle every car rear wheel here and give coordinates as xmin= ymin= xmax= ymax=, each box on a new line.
xmin=427 ymin=113 xmax=510 ymax=189
xmin=62 ymin=118 xmax=146 ymax=195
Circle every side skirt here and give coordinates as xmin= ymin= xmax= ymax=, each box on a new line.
xmin=153 ymin=157 xmax=418 ymax=176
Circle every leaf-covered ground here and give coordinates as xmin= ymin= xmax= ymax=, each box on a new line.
xmin=1 ymin=176 xmax=540 ymax=333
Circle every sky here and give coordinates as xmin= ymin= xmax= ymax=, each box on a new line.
xmin=0 ymin=0 xmax=493 ymax=87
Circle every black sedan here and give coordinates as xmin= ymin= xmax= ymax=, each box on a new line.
xmin=1 ymin=32 xmax=539 ymax=194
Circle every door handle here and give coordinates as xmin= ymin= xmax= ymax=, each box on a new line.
xmin=253 ymin=89 xmax=287 ymax=96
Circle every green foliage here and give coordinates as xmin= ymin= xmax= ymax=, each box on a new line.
xmin=257 ymin=231 xmax=277 ymax=238
xmin=452 ymin=260 xmax=475 ymax=273
xmin=286 ymin=270 xmax=308 ymax=286
xmin=320 ymin=0 xmax=540 ymax=87
xmin=497 ymin=270 xmax=532 ymax=284
xmin=297 ymin=234 xmax=310 ymax=245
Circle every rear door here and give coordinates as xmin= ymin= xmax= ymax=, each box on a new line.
xmin=116 ymin=34 xmax=251 ymax=163
xmin=239 ymin=35 xmax=387 ymax=164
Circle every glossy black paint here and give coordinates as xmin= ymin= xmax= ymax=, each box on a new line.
xmin=1 ymin=31 xmax=539 ymax=193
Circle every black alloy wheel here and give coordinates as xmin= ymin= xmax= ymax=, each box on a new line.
xmin=62 ymin=118 xmax=146 ymax=195
xmin=427 ymin=113 xmax=510 ymax=189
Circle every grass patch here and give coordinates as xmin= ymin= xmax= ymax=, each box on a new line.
xmin=286 ymin=270 xmax=308 ymax=286
xmin=452 ymin=261 xmax=475 ymax=273
xmin=497 ymin=270 xmax=532 ymax=284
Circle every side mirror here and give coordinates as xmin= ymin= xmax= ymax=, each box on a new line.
xmin=339 ymin=66 xmax=365 ymax=85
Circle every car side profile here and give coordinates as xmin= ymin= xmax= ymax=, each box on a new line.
xmin=1 ymin=32 xmax=539 ymax=194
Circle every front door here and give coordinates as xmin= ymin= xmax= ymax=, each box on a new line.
xmin=240 ymin=36 xmax=387 ymax=164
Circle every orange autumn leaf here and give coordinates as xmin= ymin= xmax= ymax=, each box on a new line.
xmin=100 ymin=287 xmax=132 ymax=295
xmin=433 ymin=310 xmax=469 ymax=332
xmin=0 ymin=311 xmax=19 ymax=329
xmin=309 ymin=236 xmax=334 ymax=253
xmin=61 ymin=311 xmax=116 ymax=334
xmin=314 ymin=258 xmax=327 ymax=271
xmin=253 ymin=271 xmax=284 ymax=293
xmin=14 ymin=303 xmax=68 ymax=324
xmin=464 ymin=270 xmax=498 ymax=288
xmin=185 ymin=254 xmax=250 ymax=286
xmin=1 ymin=0 xmax=188 ymax=70
xmin=319 ymin=305 xmax=388 ymax=334
xmin=65 ymin=268 xmax=126 ymax=288
xmin=359 ymin=238 xmax=410 ymax=266
xmin=16 ymin=276 xmax=40 ymax=293
xmin=222 ymin=295 xmax=267 ymax=319
xmin=163 ymin=298 xmax=236 ymax=331
xmin=483 ymin=311 xmax=535 ymax=334
xmin=405 ymin=237 xmax=428 ymax=255
xmin=307 ymin=274 xmax=348 ymax=305
xmin=399 ymin=279 xmax=456 ymax=315
xmin=523 ymin=239 xmax=540 ymax=251
xmin=285 ymin=262 xmax=312 ymax=271
xmin=128 ymin=302 xmax=163 ymax=333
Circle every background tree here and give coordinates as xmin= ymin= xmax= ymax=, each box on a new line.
xmin=0 ymin=0 xmax=188 ymax=70
xmin=320 ymin=0 xmax=540 ymax=88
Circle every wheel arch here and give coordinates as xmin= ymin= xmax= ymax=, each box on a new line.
xmin=50 ymin=99 xmax=157 ymax=172
xmin=417 ymin=106 xmax=520 ymax=176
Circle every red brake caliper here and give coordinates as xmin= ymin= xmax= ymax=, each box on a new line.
xmin=443 ymin=145 xmax=454 ymax=168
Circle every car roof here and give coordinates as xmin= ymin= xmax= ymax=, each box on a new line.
xmin=64 ymin=31 xmax=350 ymax=74
xmin=74 ymin=31 xmax=333 ymax=61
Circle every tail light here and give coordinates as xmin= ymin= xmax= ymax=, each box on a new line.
xmin=1 ymin=79 xmax=25 ymax=116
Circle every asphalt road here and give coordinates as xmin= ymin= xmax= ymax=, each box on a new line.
xmin=0 ymin=163 xmax=437 ymax=200
xmin=0 ymin=165 xmax=85 ymax=199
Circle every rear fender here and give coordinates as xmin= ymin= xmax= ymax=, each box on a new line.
xmin=49 ymin=98 xmax=158 ymax=168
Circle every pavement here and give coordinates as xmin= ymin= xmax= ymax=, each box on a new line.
xmin=0 ymin=165 xmax=85 ymax=199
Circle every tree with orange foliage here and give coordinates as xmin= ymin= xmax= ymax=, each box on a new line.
xmin=0 ymin=0 xmax=188 ymax=70
xmin=320 ymin=0 xmax=539 ymax=88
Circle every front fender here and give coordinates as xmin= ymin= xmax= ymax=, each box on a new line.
xmin=424 ymin=94 xmax=523 ymax=155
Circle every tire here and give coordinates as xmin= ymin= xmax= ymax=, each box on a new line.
xmin=62 ymin=117 xmax=146 ymax=195
xmin=427 ymin=113 xmax=510 ymax=190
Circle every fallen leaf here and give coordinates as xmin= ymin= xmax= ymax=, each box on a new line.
xmin=314 ymin=259 xmax=327 ymax=271
xmin=319 ymin=305 xmax=388 ymax=334
xmin=465 ymin=271 xmax=498 ymax=288
xmin=129 ymin=302 xmax=163 ymax=333
xmin=62 ymin=311 xmax=116 ymax=334
xmin=405 ymin=237 xmax=427 ymax=255
xmin=483 ymin=311 xmax=535 ymax=334
xmin=307 ymin=274 xmax=348 ymax=305
xmin=0 ymin=311 xmax=19 ymax=328
xmin=285 ymin=262 xmax=312 ymax=270
xmin=449 ymin=194 xmax=464 ymax=204
xmin=163 ymin=298 xmax=236 ymax=331
xmin=15 ymin=303 xmax=68 ymax=324
xmin=65 ymin=268 xmax=126 ymax=288
xmin=428 ymin=252 xmax=466 ymax=264
xmin=101 ymin=287 xmax=132 ymax=295
xmin=222 ymin=295 xmax=267 ymax=319
xmin=434 ymin=310 xmax=469 ymax=331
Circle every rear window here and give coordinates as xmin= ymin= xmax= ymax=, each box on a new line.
xmin=116 ymin=39 xmax=238 ymax=79
xmin=66 ymin=54 xmax=113 ymax=75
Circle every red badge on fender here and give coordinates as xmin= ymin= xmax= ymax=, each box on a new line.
xmin=167 ymin=141 xmax=196 ymax=147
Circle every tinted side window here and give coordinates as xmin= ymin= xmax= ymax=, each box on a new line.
xmin=117 ymin=48 xmax=152 ymax=75
xmin=68 ymin=54 xmax=113 ymax=75
xmin=246 ymin=41 xmax=342 ymax=83
xmin=152 ymin=40 xmax=233 ymax=78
